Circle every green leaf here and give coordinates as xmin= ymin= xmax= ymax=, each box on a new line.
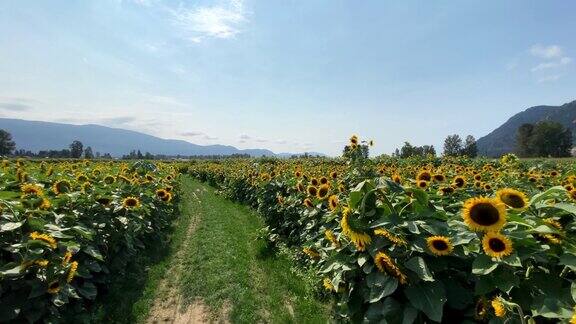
xmin=0 ymin=221 xmax=24 ymax=232
xmin=84 ymin=245 xmax=104 ymax=261
xmin=405 ymin=257 xmax=434 ymax=281
xmin=77 ymin=282 xmax=97 ymax=300
xmin=367 ymin=274 xmax=398 ymax=303
xmin=404 ymin=281 xmax=447 ymax=322
xmin=549 ymin=202 xmax=576 ymax=215
xmin=472 ymin=255 xmax=498 ymax=275
xmin=402 ymin=306 xmax=418 ymax=324
xmin=349 ymin=191 xmax=363 ymax=209
xmin=530 ymin=186 xmax=566 ymax=204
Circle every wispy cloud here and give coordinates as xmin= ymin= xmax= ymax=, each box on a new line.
xmin=0 ymin=102 xmax=33 ymax=111
xmin=537 ymin=75 xmax=562 ymax=83
xmin=180 ymin=131 xmax=204 ymax=137
xmin=171 ymin=0 xmax=247 ymax=43
xmin=531 ymin=57 xmax=571 ymax=72
xmin=530 ymin=44 xmax=564 ymax=59
xmin=203 ymin=135 xmax=218 ymax=140
xmin=100 ymin=116 xmax=137 ymax=125
xmin=529 ymin=44 xmax=571 ymax=83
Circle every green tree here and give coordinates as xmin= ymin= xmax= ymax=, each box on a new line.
xmin=84 ymin=146 xmax=94 ymax=159
xmin=530 ymin=121 xmax=572 ymax=157
xmin=515 ymin=123 xmax=535 ymax=157
xmin=69 ymin=140 xmax=84 ymax=158
xmin=463 ymin=135 xmax=477 ymax=158
xmin=443 ymin=134 xmax=463 ymax=156
xmin=0 ymin=129 xmax=16 ymax=155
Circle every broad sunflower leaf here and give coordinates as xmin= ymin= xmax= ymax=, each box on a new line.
xmin=404 ymin=281 xmax=447 ymax=322
xmin=472 ymin=255 xmax=498 ymax=275
xmin=405 ymin=257 xmax=434 ymax=281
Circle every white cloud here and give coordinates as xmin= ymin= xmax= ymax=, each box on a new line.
xmin=537 ymin=75 xmax=562 ymax=83
xmin=531 ymin=56 xmax=572 ymax=72
xmin=530 ymin=44 xmax=564 ymax=59
xmin=239 ymin=134 xmax=251 ymax=140
xmin=171 ymin=0 xmax=247 ymax=42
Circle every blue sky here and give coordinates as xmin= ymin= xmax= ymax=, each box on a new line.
xmin=0 ymin=1 xmax=574 ymax=156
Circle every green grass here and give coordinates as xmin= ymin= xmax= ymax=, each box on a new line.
xmin=177 ymin=178 xmax=329 ymax=323
xmin=93 ymin=177 xmax=196 ymax=323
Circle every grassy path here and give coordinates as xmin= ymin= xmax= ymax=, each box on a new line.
xmin=142 ymin=177 xmax=328 ymax=323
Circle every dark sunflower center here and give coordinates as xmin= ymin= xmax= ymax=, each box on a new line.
xmin=127 ymin=199 xmax=137 ymax=206
xmin=432 ymin=240 xmax=449 ymax=251
xmin=318 ymin=188 xmax=328 ymax=197
xmin=488 ymin=238 xmax=506 ymax=252
xmin=157 ymin=191 xmax=166 ymax=197
xmin=419 ymin=173 xmax=431 ymax=181
xmin=502 ymin=194 xmax=525 ymax=208
xmin=470 ymin=203 xmax=500 ymax=226
xmin=419 ymin=182 xmax=426 ymax=188
xmin=455 ymin=178 xmax=464 ymax=187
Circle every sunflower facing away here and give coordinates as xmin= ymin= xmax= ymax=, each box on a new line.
xmin=491 ymin=297 xmax=506 ymax=318
xmin=52 ymin=180 xmax=71 ymax=195
xmin=374 ymin=228 xmax=406 ymax=246
xmin=462 ymin=197 xmax=507 ymax=232
xmin=30 ymin=231 xmax=57 ymax=249
xmin=341 ymin=207 xmax=371 ymax=251
xmin=324 ymin=229 xmax=340 ymax=247
xmin=303 ymin=198 xmax=314 ymax=208
xmin=426 ymin=236 xmax=453 ymax=256
xmin=482 ymin=232 xmax=513 ymax=258
xmin=323 ymin=278 xmax=335 ymax=291
xmin=122 ymin=197 xmax=141 ymax=209
xmin=374 ymin=251 xmax=407 ymax=284
xmin=496 ymin=188 xmax=529 ymax=209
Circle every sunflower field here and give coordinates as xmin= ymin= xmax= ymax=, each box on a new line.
xmin=187 ymin=136 xmax=576 ymax=323
xmin=0 ymin=159 xmax=178 ymax=322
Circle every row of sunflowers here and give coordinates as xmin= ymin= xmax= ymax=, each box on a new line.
xmin=187 ymin=136 xmax=576 ymax=323
xmin=0 ymin=159 xmax=178 ymax=322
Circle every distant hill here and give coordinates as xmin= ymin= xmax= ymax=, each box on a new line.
xmin=0 ymin=118 xmax=305 ymax=157
xmin=476 ymin=100 xmax=576 ymax=157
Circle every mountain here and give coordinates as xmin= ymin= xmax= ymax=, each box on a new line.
xmin=476 ymin=100 xmax=576 ymax=157
xmin=0 ymin=118 xmax=278 ymax=157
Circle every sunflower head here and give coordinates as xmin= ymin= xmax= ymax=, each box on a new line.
xmin=496 ymin=188 xmax=529 ymax=209
xmin=156 ymin=188 xmax=168 ymax=198
xmin=374 ymin=251 xmax=407 ymax=284
xmin=491 ymin=297 xmax=506 ymax=318
xmin=320 ymin=177 xmax=328 ymax=185
xmin=568 ymin=189 xmax=576 ymax=201
xmin=310 ymin=178 xmax=319 ymax=186
xmin=426 ymin=236 xmax=453 ymax=256
xmin=482 ymin=232 xmax=513 ymax=259
xmin=52 ymin=180 xmax=71 ymax=195
xmin=317 ymin=184 xmax=330 ymax=199
xmin=453 ymin=176 xmax=466 ymax=188
xmin=122 ymin=197 xmax=140 ymax=209
xmin=330 ymin=171 xmax=338 ymax=179
xmin=21 ymin=183 xmax=43 ymax=197
xmin=433 ymin=174 xmax=445 ymax=182
xmin=323 ymin=278 xmax=335 ymax=291
xmin=307 ymin=186 xmax=318 ymax=197
xmin=328 ymin=195 xmax=339 ymax=210
xmin=104 ymin=175 xmax=116 ymax=184
xmin=47 ymin=281 xmax=61 ymax=294
xmin=161 ymin=192 xmax=173 ymax=202
xmin=462 ymin=197 xmax=507 ymax=232
xmin=392 ymin=174 xmax=402 ymax=184
xmin=303 ymin=198 xmax=314 ymax=208
xmin=416 ymin=180 xmax=429 ymax=189
xmin=416 ymin=170 xmax=432 ymax=182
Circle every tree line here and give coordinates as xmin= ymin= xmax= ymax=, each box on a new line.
xmin=392 ymin=134 xmax=478 ymax=158
xmin=515 ymin=121 xmax=572 ymax=157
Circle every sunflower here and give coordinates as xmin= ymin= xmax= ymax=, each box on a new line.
xmin=122 ymin=197 xmax=141 ymax=209
xmin=296 ymin=182 xmax=305 ymax=192
xmin=330 ymin=171 xmax=338 ymax=179
xmin=491 ymin=297 xmax=506 ymax=317
xmin=96 ymin=197 xmax=112 ymax=206
xmin=482 ymin=232 xmax=513 ymax=258
xmin=21 ymin=183 xmax=43 ymax=197
xmin=161 ymin=192 xmax=173 ymax=202
xmin=40 ymin=198 xmax=52 ymax=210
xmin=303 ymin=198 xmax=314 ymax=208
xmin=47 ymin=281 xmax=61 ymax=294
xmin=76 ymin=174 xmax=88 ymax=182
xmin=323 ymin=278 xmax=335 ymax=291
xmin=439 ymin=186 xmax=454 ymax=195
xmin=416 ymin=170 xmax=432 ymax=182
xmin=374 ymin=228 xmax=406 ymax=246
xmin=34 ymin=259 xmax=49 ymax=267
xmin=52 ymin=180 xmax=71 ymax=195
xmin=328 ymin=195 xmax=339 ymax=210
xmin=568 ymin=189 xmax=576 ymax=201
xmin=317 ymin=184 xmax=330 ymax=199
xmin=496 ymin=188 xmax=529 ymax=209
xmin=373 ymin=251 xmax=407 ymax=284
xmin=341 ymin=207 xmax=371 ymax=251
xmin=453 ymin=176 xmax=466 ymax=188
xmin=67 ymin=261 xmax=78 ymax=283
xmin=29 ymin=231 xmax=57 ymax=249
xmin=426 ymin=236 xmax=453 ymax=256
xmin=433 ymin=174 xmax=445 ymax=182
xmin=310 ymin=178 xmax=319 ymax=186
xmin=416 ymin=180 xmax=429 ymax=189
xmin=62 ymin=251 xmax=73 ymax=266
xmin=104 ymin=175 xmax=116 ymax=184
xmin=392 ymin=174 xmax=402 ymax=184
xmin=302 ymin=247 xmax=320 ymax=259
xmin=324 ymin=229 xmax=340 ymax=247
xmin=307 ymin=186 xmax=318 ymax=197
xmin=349 ymin=135 xmax=359 ymax=146
xmin=156 ymin=188 xmax=168 ymax=199
xmin=475 ymin=298 xmax=488 ymax=320
xmin=571 ymin=307 xmax=576 ymax=324
xmin=320 ymin=177 xmax=328 ymax=185
xmin=462 ymin=197 xmax=507 ymax=232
